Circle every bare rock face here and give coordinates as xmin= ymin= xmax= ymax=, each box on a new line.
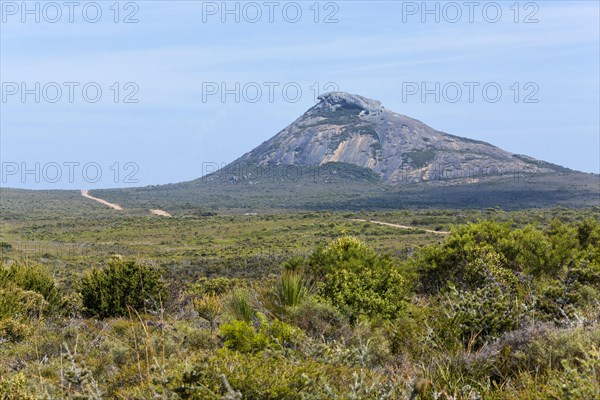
xmin=316 ymin=92 xmax=383 ymax=115
xmin=234 ymin=92 xmax=569 ymax=184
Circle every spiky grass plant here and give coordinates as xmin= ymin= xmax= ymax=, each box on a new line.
xmin=227 ymin=289 xmax=255 ymax=322
xmin=273 ymin=271 xmax=314 ymax=309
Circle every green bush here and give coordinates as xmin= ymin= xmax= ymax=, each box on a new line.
xmin=307 ymin=236 xmax=409 ymax=322
xmin=219 ymin=314 xmax=298 ymax=354
xmin=220 ymin=319 xmax=267 ymax=353
xmin=534 ymin=252 xmax=600 ymax=322
xmin=174 ymin=350 xmax=325 ymax=399
xmin=535 ymin=280 xmax=578 ymax=322
xmin=79 ymin=258 xmax=166 ymax=318
xmin=0 ymin=373 xmax=36 ymax=400
xmin=415 ymin=221 xmax=518 ymax=293
xmin=0 ymin=262 xmax=64 ymax=342
xmin=509 ymin=224 xmax=553 ymax=276
xmin=174 ymin=349 xmax=398 ymax=400
xmin=0 ymin=261 xmax=63 ymax=313
xmin=414 ymin=219 xmax=600 ymax=331
xmin=0 ymin=318 xmax=30 ymax=342
xmin=414 ymin=220 xmax=600 ymax=293
xmin=442 ymin=284 xmax=524 ymax=348
xmin=286 ymin=297 xmax=350 ymax=340
xmin=545 ymin=343 xmax=600 ymax=399
xmin=388 ymin=302 xmax=432 ymax=358
xmin=0 ymin=286 xmax=45 ymax=321
xmin=576 ymin=217 xmax=600 ymax=248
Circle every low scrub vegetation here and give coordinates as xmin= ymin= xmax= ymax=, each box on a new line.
xmin=1 ymin=215 xmax=599 ymax=399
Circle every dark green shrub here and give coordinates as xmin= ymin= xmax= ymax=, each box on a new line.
xmin=388 ymin=302 xmax=433 ymax=358
xmin=535 ymin=252 xmax=600 ymax=322
xmin=1 ymin=262 xmax=63 ymax=342
xmin=413 ymin=219 xmax=600 ymax=340
xmin=415 ymin=221 xmax=514 ymax=293
xmin=286 ymin=297 xmax=350 ymax=340
xmin=535 ymin=280 xmax=579 ymax=322
xmin=442 ymin=284 xmax=524 ymax=348
xmin=416 ymin=219 xmax=600 ymax=294
xmin=79 ymin=258 xmax=166 ymax=318
xmin=509 ymin=224 xmax=551 ymax=275
xmin=544 ymin=219 xmax=579 ymax=275
xmin=567 ymin=255 xmax=600 ymax=287
xmin=576 ymin=217 xmax=600 ymax=248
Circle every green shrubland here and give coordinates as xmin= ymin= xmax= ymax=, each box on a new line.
xmin=1 ymin=211 xmax=599 ymax=399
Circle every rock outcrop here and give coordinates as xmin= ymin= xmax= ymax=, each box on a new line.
xmin=233 ymin=92 xmax=570 ymax=184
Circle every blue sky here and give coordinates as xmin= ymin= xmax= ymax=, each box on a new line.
xmin=1 ymin=0 xmax=599 ymax=189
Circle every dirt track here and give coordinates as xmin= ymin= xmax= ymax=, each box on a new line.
xmin=81 ymin=190 xmax=123 ymax=210
xmin=150 ymin=209 xmax=172 ymax=217
xmin=81 ymin=190 xmax=171 ymax=217
xmin=351 ymin=219 xmax=450 ymax=235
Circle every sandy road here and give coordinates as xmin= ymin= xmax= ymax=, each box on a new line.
xmin=150 ymin=209 xmax=172 ymax=217
xmin=81 ymin=190 xmax=171 ymax=217
xmin=351 ymin=219 xmax=450 ymax=235
xmin=81 ymin=190 xmax=123 ymax=210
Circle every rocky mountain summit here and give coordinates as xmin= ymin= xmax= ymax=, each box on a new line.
xmin=233 ymin=92 xmax=569 ymax=184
